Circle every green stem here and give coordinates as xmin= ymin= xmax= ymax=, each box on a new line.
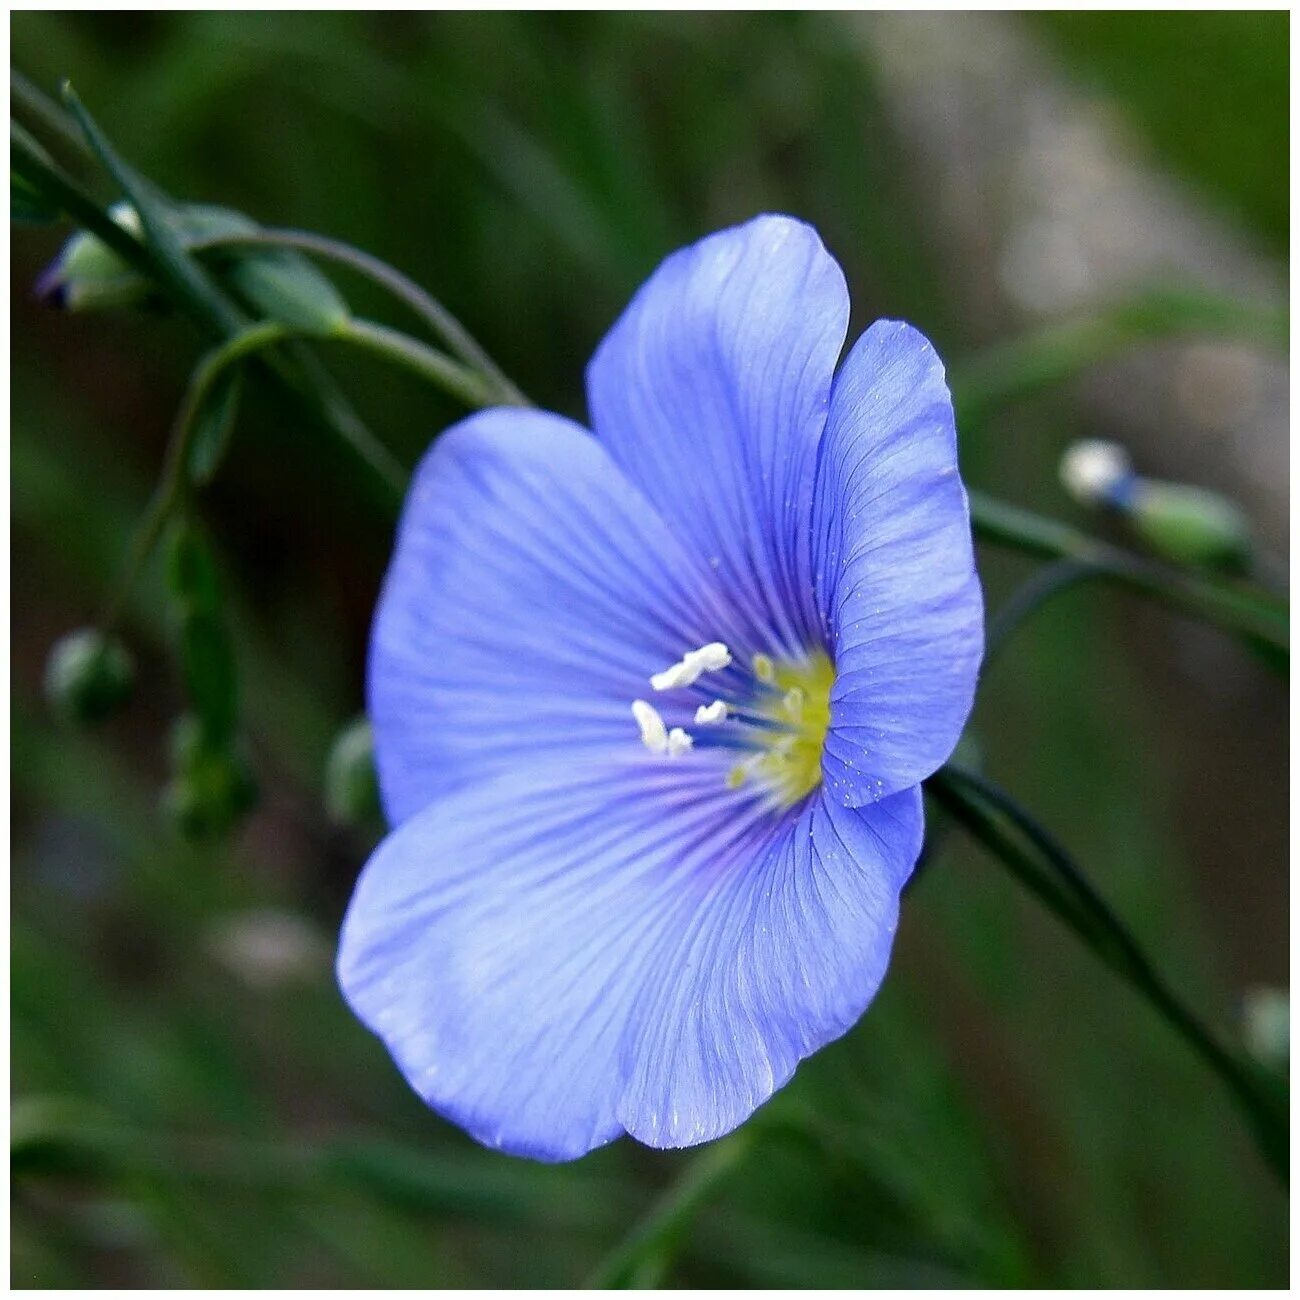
xmin=102 ymin=323 xmax=295 ymax=629
xmin=982 ymin=557 xmax=1100 ymax=669
xmin=11 ymin=123 xmax=164 ymax=282
xmin=14 ymin=100 xmax=413 ymax=508
xmin=969 ymin=489 xmax=1287 ymax=656
xmin=188 ymin=228 xmax=527 ymax=405
xmin=11 ymin=68 xmax=91 ymax=160
xmin=337 ymin=317 xmax=499 ymax=410
xmin=102 ymin=316 xmax=498 ymax=625
xmin=62 ymin=83 xmax=245 ymax=337
xmin=928 ymin=764 xmax=1288 ymax=1185
xmin=585 ymin=1131 xmax=752 ymax=1288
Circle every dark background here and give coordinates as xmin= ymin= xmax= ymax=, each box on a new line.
xmin=11 ymin=11 xmax=1288 ymax=1287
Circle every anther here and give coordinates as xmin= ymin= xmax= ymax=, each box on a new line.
xmin=631 ymin=699 xmax=668 ymax=754
xmin=694 ymin=700 xmax=728 ymax=725
xmin=650 ymin=642 xmax=732 ymax=691
xmin=666 ymin=728 xmax=694 ymax=757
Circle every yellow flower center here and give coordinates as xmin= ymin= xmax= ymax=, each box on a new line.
xmin=727 ymin=652 xmax=834 ymax=806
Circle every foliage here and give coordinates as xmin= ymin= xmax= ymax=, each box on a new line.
xmin=11 ymin=12 xmax=1287 ymax=1287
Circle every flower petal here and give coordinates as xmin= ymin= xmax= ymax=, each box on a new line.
xmin=812 ymin=320 xmax=984 ymax=806
xmin=368 ymin=407 xmax=747 ymax=825
xmin=338 ymin=758 xmax=921 ymax=1160
xmin=585 ymin=214 xmax=849 ymax=658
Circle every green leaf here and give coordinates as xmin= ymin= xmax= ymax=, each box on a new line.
xmin=186 ymin=367 xmax=244 ymax=485
xmin=225 ymin=251 xmax=350 ymax=333
xmin=179 ymin=610 xmax=237 ymax=746
xmin=165 ymin=521 xmax=222 ymax=613
xmin=61 ymin=82 xmax=243 ymax=335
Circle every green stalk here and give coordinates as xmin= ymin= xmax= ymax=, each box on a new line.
xmin=969 ymin=490 xmax=1287 ymax=658
xmin=585 ymin=1132 xmax=752 ymax=1288
xmin=188 ymin=228 xmax=527 ymax=405
xmin=102 ymin=317 xmax=497 ymax=626
xmin=928 ymin=764 xmax=1288 ymax=1185
xmin=61 ymin=83 xmax=245 ymax=336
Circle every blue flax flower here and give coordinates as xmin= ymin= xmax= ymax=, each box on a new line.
xmin=338 ymin=214 xmax=984 ymax=1161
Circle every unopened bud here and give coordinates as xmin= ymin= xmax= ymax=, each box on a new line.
xmin=1127 ymin=480 xmax=1252 ymax=571
xmin=1059 ymin=439 xmax=1135 ymax=508
xmin=226 ymin=253 xmax=350 ymax=334
xmin=1061 ymin=440 xmax=1252 ymax=571
xmin=35 ymin=201 xmax=150 ymax=312
xmin=44 ymin=628 xmax=134 ymax=725
xmin=324 ymin=716 xmax=381 ymax=827
xmin=164 ymin=714 xmax=257 ymax=841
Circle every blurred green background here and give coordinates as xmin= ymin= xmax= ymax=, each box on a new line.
xmin=11 ymin=11 xmax=1287 ymax=1288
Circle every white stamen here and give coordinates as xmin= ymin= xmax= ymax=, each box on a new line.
xmin=666 ymin=728 xmax=694 ymax=757
xmin=631 ymin=699 xmax=668 ymax=754
xmin=650 ymin=641 xmax=732 ymax=691
xmin=783 ymin=687 xmax=805 ymax=722
xmin=694 ymin=700 xmax=729 ymax=725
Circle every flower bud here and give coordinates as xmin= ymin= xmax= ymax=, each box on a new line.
xmin=35 ymin=201 xmax=151 ymax=312
xmin=172 ymin=204 xmax=350 ymax=333
xmin=1126 ymin=480 xmax=1252 ymax=571
xmin=324 ymin=716 xmax=381 ymax=827
xmin=162 ymin=718 xmax=258 ymax=842
xmin=44 ymin=628 xmax=134 ymax=725
xmin=225 ymin=253 xmax=351 ymax=334
xmin=1060 ymin=439 xmax=1252 ymax=571
xmin=1059 ymin=439 xmax=1135 ymax=509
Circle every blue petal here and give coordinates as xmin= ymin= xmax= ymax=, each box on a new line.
xmin=337 ymin=757 xmax=921 ymax=1160
xmin=812 ymin=320 xmax=984 ymax=806
xmin=585 ymin=214 xmax=849 ymax=659
xmin=368 ymin=407 xmax=749 ymax=825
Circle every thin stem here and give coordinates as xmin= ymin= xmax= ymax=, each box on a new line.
xmin=101 ymin=315 xmax=499 ymax=625
xmin=585 ymin=1131 xmax=752 ymax=1288
xmin=983 ymin=557 xmax=1100 ymax=669
xmin=14 ymin=93 xmax=413 ymax=505
xmin=969 ymin=489 xmax=1287 ymax=657
xmin=102 ymin=323 xmax=295 ymax=629
xmin=11 ymin=123 xmax=165 ymax=283
xmin=188 ymin=229 xmax=527 ymax=405
xmin=928 ymin=763 xmax=1287 ymax=1184
xmin=336 ymin=317 xmax=499 ymax=410
xmin=62 ymin=83 xmax=245 ymax=337
xmin=11 ymin=68 xmax=91 ymax=160
xmin=281 ymin=343 xmax=409 ymax=497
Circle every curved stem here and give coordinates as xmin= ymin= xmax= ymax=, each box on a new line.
xmin=102 ymin=322 xmax=295 ymax=629
xmin=969 ymin=489 xmax=1287 ymax=657
xmin=188 ymin=228 xmax=527 ymax=406
xmin=983 ymin=557 xmax=1100 ymax=669
xmin=102 ymin=316 xmax=497 ymax=627
xmin=585 ymin=1131 xmax=752 ymax=1288
xmin=335 ymin=317 xmax=498 ymax=410
xmin=928 ymin=763 xmax=1287 ymax=1184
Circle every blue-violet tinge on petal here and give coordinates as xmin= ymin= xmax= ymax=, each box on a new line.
xmin=337 ymin=213 xmax=984 ymax=1161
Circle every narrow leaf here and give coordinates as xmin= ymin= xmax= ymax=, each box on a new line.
xmin=186 ymin=367 xmax=243 ymax=485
